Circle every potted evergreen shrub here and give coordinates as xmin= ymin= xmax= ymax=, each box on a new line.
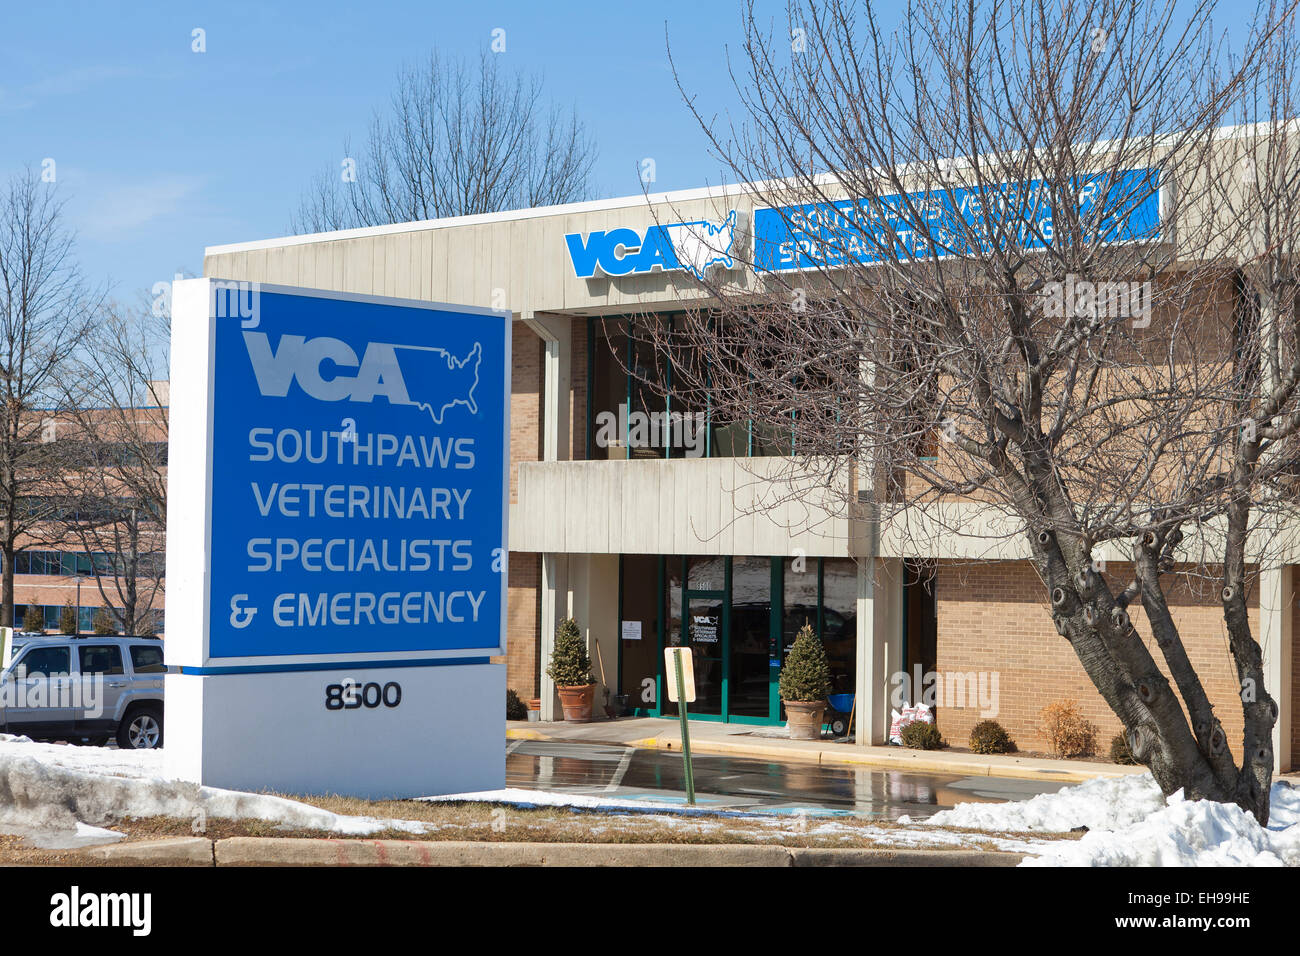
xmin=779 ymin=623 xmax=831 ymax=739
xmin=547 ymin=617 xmax=596 ymax=722
xmin=59 ymin=603 xmax=77 ymax=635
xmin=22 ymin=605 xmax=43 ymax=634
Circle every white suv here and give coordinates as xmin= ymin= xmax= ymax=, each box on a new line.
xmin=0 ymin=636 xmax=166 ymax=749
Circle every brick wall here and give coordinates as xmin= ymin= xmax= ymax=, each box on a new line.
xmin=503 ymin=321 xmax=547 ymax=697
xmin=494 ymin=551 xmax=540 ymax=698
xmin=510 ymin=323 xmax=542 ymax=502
xmin=934 ymin=559 xmax=1255 ymax=757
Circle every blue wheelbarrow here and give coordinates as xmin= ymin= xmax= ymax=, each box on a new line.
xmin=824 ymin=693 xmax=855 ymax=738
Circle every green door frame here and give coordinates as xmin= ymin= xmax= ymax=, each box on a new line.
xmin=628 ymin=555 xmax=784 ymax=726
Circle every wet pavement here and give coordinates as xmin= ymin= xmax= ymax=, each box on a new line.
xmin=506 ymin=739 xmax=1067 ymax=819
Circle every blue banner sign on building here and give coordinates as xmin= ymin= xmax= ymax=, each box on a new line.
xmin=177 ymin=283 xmax=510 ymax=668
xmin=566 ymin=210 xmax=740 ymax=280
xmin=753 ymin=168 xmax=1162 ymax=273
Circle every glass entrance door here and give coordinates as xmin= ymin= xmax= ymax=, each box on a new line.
xmin=656 ymin=555 xmax=780 ymax=724
xmin=728 ymin=556 xmax=779 ymax=719
xmin=681 ymin=590 xmax=725 ymax=716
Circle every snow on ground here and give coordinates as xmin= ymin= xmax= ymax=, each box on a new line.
xmin=0 ymin=733 xmax=164 ymax=779
xmin=919 ymin=770 xmax=1300 ymax=867
xmin=920 ymin=771 xmax=1167 ymax=832
xmin=2 ymin=733 xmax=1297 ymax=863
xmin=0 ymin=737 xmax=441 ymax=846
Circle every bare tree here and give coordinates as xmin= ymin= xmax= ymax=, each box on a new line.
xmin=292 ymin=51 xmax=598 ymax=232
xmin=636 ymin=0 xmax=1300 ymax=823
xmin=43 ymin=299 xmax=167 ymax=636
xmin=0 ymin=169 xmax=98 ymax=631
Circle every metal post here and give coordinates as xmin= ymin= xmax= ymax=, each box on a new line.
xmin=674 ymin=652 xmax=695 ymax=805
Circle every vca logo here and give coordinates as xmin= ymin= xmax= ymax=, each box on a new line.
xmin=242 ymin=331 xmax=482 ymax=425
xmin=565 ymin=210 xmax=743 ymax=281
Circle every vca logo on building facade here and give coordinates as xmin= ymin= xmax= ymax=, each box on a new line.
xmin=565 ymin=210 xmax=744 ymax=280
xmin=243 ymin=331 xmax=482 ymax=426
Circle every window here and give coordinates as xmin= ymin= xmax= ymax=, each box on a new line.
xmin=79 ymin=645 xmax=124 ymax=676
xmin=16 ymin=646 xmax=70 ymax=677
xmin=61 ymin=553 xmax=93 ymax=576
xmin=129 ymin=645 xmax=165 ymax=674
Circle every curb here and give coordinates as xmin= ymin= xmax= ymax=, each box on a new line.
xmin=71 ymin=837 xmax=1025 ymax=868
xmin=210 ymin=838 xmax=1022 ymax=867
xmin=83 ymin=837 xmax=215 ymax=866
xmin=507 ymin=727 xmax=1134 ymax=783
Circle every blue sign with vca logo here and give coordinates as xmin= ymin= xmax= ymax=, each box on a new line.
xmin=566 ymin=210 xmax=740 ymax=279
xmin=204 ymin=284 xmax=509 ymax=663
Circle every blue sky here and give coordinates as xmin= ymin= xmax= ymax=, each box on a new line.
xmin=2 ymin=0 xmax=866 ymax=304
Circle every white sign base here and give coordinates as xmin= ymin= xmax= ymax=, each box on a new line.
xmin=164 ymin=663 xmax=504 ymax=799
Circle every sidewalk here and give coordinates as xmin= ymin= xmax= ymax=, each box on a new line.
xmin=507 ymin=716 xmax=1149 ymax=784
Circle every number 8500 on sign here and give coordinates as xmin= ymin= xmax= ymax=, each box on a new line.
xmin=325 ymin=680 xmax=402 ymax=710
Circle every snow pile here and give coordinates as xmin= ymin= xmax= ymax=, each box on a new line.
xmin=0 ymin=750 xmax=438 ymax=844
xmin=1023 ymin=788 xmax=1300 ymax=867
xmin=925 ymin=772 xmax=1165 ymax=832
xmin=924 ymin=770 xmax=1300 ymax=867
xmin=0 ymin=733 xmax=163 ymax=779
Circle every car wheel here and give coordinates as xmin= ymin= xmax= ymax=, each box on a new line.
xmin=117 ymin=707 xmax=163 ymax=749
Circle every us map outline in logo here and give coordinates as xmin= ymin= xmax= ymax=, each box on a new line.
xmin=565 ymin=209 xmax=740 ymax=280
xmin=242 ymin=330 xmax=483 ymax=425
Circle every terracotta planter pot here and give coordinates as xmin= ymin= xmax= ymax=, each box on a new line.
xmin=784 ymin=700 xmax=826 ymax=740
xmin=556 ymin=684 xmax=596 ymax=723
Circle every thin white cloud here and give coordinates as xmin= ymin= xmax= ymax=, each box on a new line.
xmin=76 ymin=175 xmax=206 ymax=239
xmin=0 ymin=64 xmax=139 ymax=113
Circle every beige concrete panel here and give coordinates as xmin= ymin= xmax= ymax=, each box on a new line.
xmin=297 ymin=241 xmax=316 ymax=289
xmin=410 ymin=230 xmax=431 ymax=301
xmin=602 ymin=461 xmax=625 ymax=554
xmin=543 ymin=461 xmax=569 ymax=554
xmin=620 ymin=459 xmax=661 ymax=554
xmin=342 ymin=239 xmax=373 ymax=295
xmin=425 ymin=228 xmax=445 ymax=302
xmin=727 ymin=457 xmax=757 ymax=556
xmin=262 ymin=246 xmax=286 ymax=285
xmin=327 ymin=242 xmax=346 ymax=295
xmin=379 ymin=234 xmax=400 ymax=298
xmin=562 ymin=462 xmax=592 ymax=553
xmin=660 ymin=456 xmax=684 ymax=556
xmin=444 ymin=225 xmax=477 ymax=305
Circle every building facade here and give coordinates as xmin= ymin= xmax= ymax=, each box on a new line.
xmin=203 ymin=150 xmax=1299 ymax=770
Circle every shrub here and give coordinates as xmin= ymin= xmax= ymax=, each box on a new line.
xmin=22 ymin=605 xmax=43 ymax=633
xmin=968 ymin=719 xmax=1014 ymax=754
xmin=778 ymin=623 xmax=831 ymax=702
xmin=506 ymin=689 xmax=528 ymax=721
xmin=546 ymin=617 xmax=593 ymax=686
xmin=900 ymin=720 xmax=945 ymax=750
xmin=93 ymin=609 xmax=116 ymax=636
xmin=1041 ymin=700 xmax=1098 ymax=757
xmin=59 ymin=603 xmax=77 ymax=635
xmin=1110 ymin=731 xmax=1138 ymax=765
